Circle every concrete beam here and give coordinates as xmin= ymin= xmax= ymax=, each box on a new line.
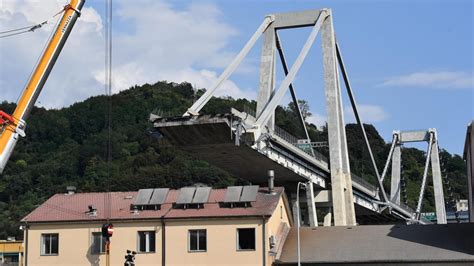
xmin=273 ymin=9 xmax=323 ymax=29
xmin=399 ymin=131 xmax=430 ymax=143
xmin=314 ymin=190 xmax=331 ymax=203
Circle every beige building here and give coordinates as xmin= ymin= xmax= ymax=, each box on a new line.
xmin=0 ymin=239 xmax=23 ymax=265
xmin=21 ymin=186 xmax=292 ymax=266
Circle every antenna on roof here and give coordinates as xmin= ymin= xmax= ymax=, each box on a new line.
xmin=86 ymin=205 xmax=97 ymax=216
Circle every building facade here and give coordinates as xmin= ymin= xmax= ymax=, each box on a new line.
xmin=21 ymin=186 xmax=291 ymax=266
xmin=0 ymin=239 xmax=23 ymax=266
xmin=464 ymin=121 xmax=473 ymax=222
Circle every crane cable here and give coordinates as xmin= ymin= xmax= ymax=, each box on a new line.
xmin=0 ymin=5 xmax=69 ymax=39
xmin=104 ymin=0 xmax=113 ymax=224
xmin=0 ymin=22 xmax=47 ymax=39
xmin=103 ymin=0 xmax=113 ymax=265
xmin=7 ymin=4 xmax=65 ymax=125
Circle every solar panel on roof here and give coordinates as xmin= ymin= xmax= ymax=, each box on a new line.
xmin=224 ymin=186 xmax=243 ymax=203
xmin=176 ymin=187 xmax=196 ymax=204
xmin=134 ymin=189 xmax=154 ymax=205
xmin=149 ymin=188 xmax=169 ymax=205
xmin=192 ymin=187 xmax=211 ymax=204
xmin=240 ymin=185 xmax=259 ymax=202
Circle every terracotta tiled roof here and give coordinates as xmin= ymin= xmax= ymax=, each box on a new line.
xmin=22 ymin=187 xmax=284 ymax=223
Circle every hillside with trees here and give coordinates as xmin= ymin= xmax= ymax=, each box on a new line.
xmin=0 ymin=81 xmax=468 ymax=238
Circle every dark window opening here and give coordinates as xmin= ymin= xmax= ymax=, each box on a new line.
xmin=219 ymin=202 xmax=252 ymax=208
xmin=237 ymin=228 xmax=255 ymax=250
xmin=41 ymin=234 xmax=59 ymax=255
xmin=91 ymin=232 xmax=106 ymax=254
xmin=131 ymin=204 xmax=161 ymax=211
xmin=138 ymin=231 xmax=156 ymax=253
xmin=189 ymin=229 xmax=207 ymax=252
xmin=174 ymin=203 xmax=204 ymax=209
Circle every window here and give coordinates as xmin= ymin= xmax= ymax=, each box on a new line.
xmin=91 ymin=232 xmax=107 ymax=254
xmin=137 ymin=231 xmax=156 ymax=253
xmin=237 ymin=228 xmax=255 ymax=251
xmin=41 ymin=234 xmax=59 ymax=255
xmin=188 ymin=229 xmax=206 ymax=252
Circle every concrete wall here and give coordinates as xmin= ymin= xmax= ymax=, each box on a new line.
xmin=266 ymin=196 xmax=291 ymax=264
xmin=466 ymin=122 xmax=474 ymax=222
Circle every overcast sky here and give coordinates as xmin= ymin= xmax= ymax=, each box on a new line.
xmin=0 ymin=0 xmax=473 ymax=155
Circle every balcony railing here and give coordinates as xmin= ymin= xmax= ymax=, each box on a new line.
xmin=0 ymin=262 xmax=20 ymax=266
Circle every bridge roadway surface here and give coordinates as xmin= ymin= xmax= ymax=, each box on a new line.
xmin=151 ymin=113 xmax=416 ymax=224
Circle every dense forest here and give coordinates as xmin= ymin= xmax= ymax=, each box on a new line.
xmin=0 ymin=81 xmax=468 ymax=238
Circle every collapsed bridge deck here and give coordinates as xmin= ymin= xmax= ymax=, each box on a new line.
xmin=151 ymin=113 xmax=416 ymax=224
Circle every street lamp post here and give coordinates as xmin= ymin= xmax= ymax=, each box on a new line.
xmin=296 ymin=182 xmax=307 ymax=266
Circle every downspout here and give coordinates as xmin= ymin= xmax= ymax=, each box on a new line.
xmin=262 ymin=216 xmax=266 ymax=266
xmin=161 ymin=217 xmax=166 ymax=266
xmin=24 ymin=222 xmax=29 ymax=266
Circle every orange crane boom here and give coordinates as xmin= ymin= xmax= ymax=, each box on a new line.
xmin=0 ymin=0 xmax=85 ymax=173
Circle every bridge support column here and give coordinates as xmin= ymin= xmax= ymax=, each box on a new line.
xmin=323 ymin=207 xmax=332 ymax=226
xmin=291 ymin=193 xmax=301 ymax=226
xmin=390 ymin=143 xmax=401 ymax=204
xmin=322 ymin=10 xmax=356 ymax=226
xmin=431 ymin=138 xmax=447 ymax=224
xmin=306 ymin=182 xmax=318 ymax=227
xmin=256 ymin=24 xmax=276 ymax=130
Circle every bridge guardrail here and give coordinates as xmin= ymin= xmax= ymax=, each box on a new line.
xmin=273 ymin=126 xmax=328 ymax=163
xmin=351 ymin=173 xmax=378 ymax=195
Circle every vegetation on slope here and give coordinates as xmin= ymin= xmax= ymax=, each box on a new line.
xmin=0 ymin=81 xmax=467 ymax=238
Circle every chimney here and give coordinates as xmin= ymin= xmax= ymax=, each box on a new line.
xmin=268 ymin=170 xmax=275 ymax=194
xmin=66 ymin=186 xmax=76 ymax=195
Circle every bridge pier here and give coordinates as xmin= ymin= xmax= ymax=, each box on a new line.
xmin=323 ymin=208 xmax=332 ymax=226
xmin=387 ymin=130 xmax=447 ymax=224
xmin=322 ymin=10 xmax=356 ymax=226
xmin=291 ymin=194 xmax=301 ymax=226
xmin=390 ymin=143 xmax=402 ymax=204
xmin=256 ymin=23 xmax=276 ymax=130
xmin=306 ymin=182 xmax=318 ymax=227
xmin=430 ymin=138 xmax=447 ymax=224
